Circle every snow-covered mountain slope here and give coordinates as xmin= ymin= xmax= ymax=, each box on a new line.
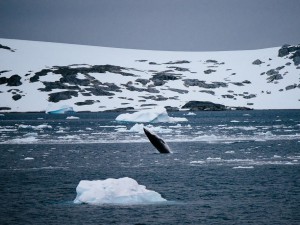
xmin=0 ymin=38 xmax=299 ymax=112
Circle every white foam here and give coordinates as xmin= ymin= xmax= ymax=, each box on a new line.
xmin=233 ymin=166 xmax=254 ymax=169
xmin=115 ymin=107 xmax=187 ymax=123
xmin=66 ymin=116 xmax=80 ymax=119
xmin=73 ymin=177 xmax=167 ymax=205
xmin=225 ymin=151 xmax=235 ymax=154
xmin=24 ymin=157 xmax=34 ymax=160
xmin=18 ymin=124 xmax=52 ymax=130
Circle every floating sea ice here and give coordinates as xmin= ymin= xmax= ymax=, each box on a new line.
xmin=115 ymin=107 xmax=187 ymax=123
xmin=24 ymin=157 xmax=34 ymax=160
xmin=225 ymin=151 xmax=235 ymax=154
xmin=190 ymin=160 xmax=205 ymax=164
xmin=186 ymin=112 xmax=196 ymax=116
xmin=233 ymin=166 xmax=254 ymax=169
xmin=74 ymin=177 xmax=167 ymax=205
xmin=206 ymin=157 xmax=222 ymax=161
xmin=66 ymin=116 xmax=80 ymax=120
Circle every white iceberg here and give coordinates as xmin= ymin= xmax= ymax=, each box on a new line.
xmin=115 ymin=107 xmax=187 ymax=123
xmin=73 ymin=177 xmax=167 ymax=205
xmin=46 ymin=105 xmax=75 ymax=114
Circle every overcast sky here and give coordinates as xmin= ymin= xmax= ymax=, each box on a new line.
xmin=0 ymin=0 xmax=299 ymax=51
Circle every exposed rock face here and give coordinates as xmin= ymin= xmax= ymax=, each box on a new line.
xmin=168 ymin=88 xmax=189 ymax=94
xmin=0 ymin=75 xmax=22 ymax=86
xmin=135 ymin=78 xmax=149 ymax=86
xmin=285 ymin=84 xmax=298 ymax=91
xmin=167 ymin=66 xmax=190 ymax=72
xmin=75 ymin=100 xmax=95 ymax=106
xmin=12 ymin=94 xmax=22 ymax=101
xmin=48 ymin=91 xmax=79 ymax=102
xmin=30 ymin=64 xmax=136 ymax=83
xmin=204 ymin=69 xmax=216 ymax=74
xmin=267 ymin=74 xmax=283 ymax=82
xmin=104 ymin=107 xmax=135 ymax=112
xmin=151 ymin=72 xmax=181 ymax=86
xmin=164 ymin=60 xmax=190 ymax=64
xmin=85 ymin=87 xmax=115 ymax=96
xmin=0 ymin=44 xmax=15 ymax=52
xmin=181 ymin=101 xmax=226 ymax=111
xmin=252 ymin=59 xmax=264 ymax=65
xmin=184 ymin=79 xmax=228 ymax=89
xmin=278 ymin=44 xmax=300 ymax=65
xmin=0 ymin=107 xmax=11 ymax=111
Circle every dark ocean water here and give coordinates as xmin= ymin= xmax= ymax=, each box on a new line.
xmin=0 ymin=110 xmax=300 ymax=224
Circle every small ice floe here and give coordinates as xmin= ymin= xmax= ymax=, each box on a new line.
xmin=115 ymin=107 xmax=187 ymax=123
xmin=233 ymin=166 xmax=254 ymax=169
xmin=206 ymin=157 xmax=222 ymax=161
xmin=73 ymin=177 xmax=167 ymax=205
xmin=225 ymin=151 xmax=235 ymax=154
xmin=18 ymin=124 xmax=52 ymax=130
xmin=273 ymin=155 xmax=282 ymax=158
xmin=24 ymin=157 xmax=34 ymax=160
xmin=66 ymin=116 xmax=80 ymax=120
xmin=230 ymin=120 xmax=240 ymax=123
xmin=190 ymin=160 xmax=205 ymax=164
xmin=186 ymin=112 xmax=196 ymax=116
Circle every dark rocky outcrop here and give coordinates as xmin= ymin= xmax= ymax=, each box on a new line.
xmin=0 ymin=44 xmax=15 ymax=52
xmin=168 ymin=88 xmax=189 ymax=94
xmin=48 ymin=91 xmax=79 ymax=102
xmin=12 ymin=94 xmax=22 ymax=101
xmin=151 ymin=72 xmax=181 ymax=86
xmin=204 ymin=69 xmax=216 ymax=74
xmin=139 ymin=95 xmax=168 ymax=101
xmin=165 ymin=106 xmax=179 ymax=112
xmin=164 ymin=60 xmax=190 ymax=64
xmin=252 ymin=59 xmax=264 ymax=65
xmin=7 ymin=75 xmax=22 ymax=86
xmin=75 ymin=100 xmax=95 ymax=106
xmin=243 ymin=94 xmax=256 ymax=99
xmin=0 ymin=70 xmax=10 ymax=74
xmin=182 ymin=101 xmax=226 ymax=111
xmin=278 ymin=44 xmax=300 ymax=65
xmin=0 ymin=75 xmax=22 ymax=86
xmin=167 ymin=66 xmax=190 ymax=72
xmin=38 ymin=81 xmax=80 ymax=92
xmin=285 ymin=84 xmax=298 ymax=91
xmin=267 ymin=74 xmax=283 ymax=82
xmin=104 ymin=107 xmax=135 ymax=112
xmin=135 ymin=78 xmax=149 ymax=86
xmin=222 ymin=94 xmax=235 ymax=99
xmin=199 ymin=90 xmax=215 ymax=95
xmin=183 ymin=79 xmax=227 ymax=89
xmin=0 ymin=107 xmax=11 ymax=111
xmin=85 ymin=87 xmax=115 ymax=96
xmin=30 ymin=64 xmax=136 ymax=83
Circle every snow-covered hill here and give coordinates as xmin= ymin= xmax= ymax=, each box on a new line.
xmin=0 ymin=38 xmax=299 ymax=112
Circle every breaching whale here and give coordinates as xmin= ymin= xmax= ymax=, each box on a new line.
xmin=143 ymin=127 xmax=171 ymax=153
